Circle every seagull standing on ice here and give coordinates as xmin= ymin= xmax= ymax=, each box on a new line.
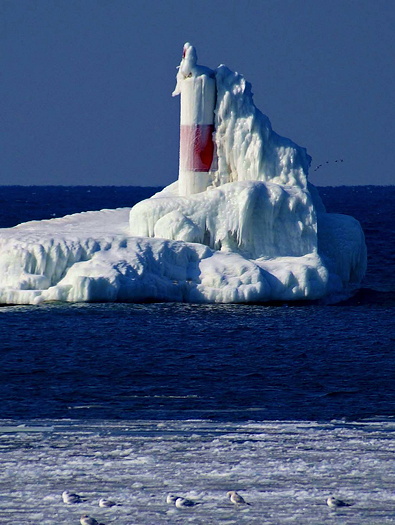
xmin=80 ymin=515 xmax=103 ymax=525
xmin=98 ymin=498 xmax=118 ymax=507
xmin=326 ymin=496 xmax=352 ymax=508
xmin=175 ymin=497 xmax=200 ymax=508
xmin=166 ymin=494 xmax=179 ymax=504
xmin=62 ymin=490 xmax=85 ymax=504
xmin=227 ymin=491 xmax=251 ymax=505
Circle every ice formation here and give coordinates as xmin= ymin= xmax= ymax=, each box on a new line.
xmin=0 ymin=44 xmax=366 ymax=305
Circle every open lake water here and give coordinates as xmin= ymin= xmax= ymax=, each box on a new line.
xmin=0 ymin=185 xmax=394 ymax=524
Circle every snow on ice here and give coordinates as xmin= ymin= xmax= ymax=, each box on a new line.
xmin=1 ymin=419 xmax=395 ymax=524
xmin=0 ymin=44 xmax=366 ymax=305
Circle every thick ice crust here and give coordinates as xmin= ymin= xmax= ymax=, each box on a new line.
xmin=0 ymin=51 xmax=366 ymax=304
xmin=0 ymin=204 xmax=364 ymax=305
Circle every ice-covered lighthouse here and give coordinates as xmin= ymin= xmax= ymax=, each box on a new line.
xmin=172 ymin=43 xmax=217 ymax=196
xmin=0 ymin=42 xmax=367 ymax=306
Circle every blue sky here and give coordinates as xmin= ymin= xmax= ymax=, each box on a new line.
xmin=2 ymin=0 xmax=394 ymax=186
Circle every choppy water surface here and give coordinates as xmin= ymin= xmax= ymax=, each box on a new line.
xmin=0 ymin=302 xmax=394 ymax=421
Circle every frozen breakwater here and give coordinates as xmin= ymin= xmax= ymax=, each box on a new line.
xmin=0 ymin=44 xmax=366 ymax=304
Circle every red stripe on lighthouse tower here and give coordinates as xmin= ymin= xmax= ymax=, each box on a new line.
xmin=178 ymin=72 xmax=216 ymax=195
xmin=180 ymin=124 xmax=215 ymax=172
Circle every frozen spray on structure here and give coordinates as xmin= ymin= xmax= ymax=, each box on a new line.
xmin=172 ymin=43 xmax=217 ymax=196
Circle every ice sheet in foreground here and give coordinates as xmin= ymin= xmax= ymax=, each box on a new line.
xmin=0 ymin=45 xmax=366 ymax=305
xmin=1 ymin=419 xmax=394 ymax=525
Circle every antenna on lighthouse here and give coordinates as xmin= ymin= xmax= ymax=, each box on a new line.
xmin=173 ymin=43 xmax=217 ymax=196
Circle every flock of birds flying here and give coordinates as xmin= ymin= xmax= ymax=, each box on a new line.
xmin=62 ymin=489 xmax=352 ymax=524
xmin=313 ymin=159 xmax=344 ymax=172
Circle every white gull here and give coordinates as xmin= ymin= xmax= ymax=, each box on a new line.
xmin=227 ymin=491 xmax=251 ymax=505
xmin=62 ymin=490 xmax=85 ymax=504
xmin=98 ymin=497 xmax=118 ymax=507
xmin=80 ymin=515 xmax=103 ymax=525
xmin=175 ymin=497 xmax=200 ymax=508
xmin=166 ymin=494 xmax=179 ymax=504
xmin=326 ymin=496 xmax=352 ymax=508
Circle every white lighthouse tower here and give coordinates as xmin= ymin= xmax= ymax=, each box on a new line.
xmin=172 ymin=43 xmax=217 ymax=196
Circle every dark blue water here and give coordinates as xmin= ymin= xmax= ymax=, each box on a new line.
xmin=0 ymin=186 xmax=394 ymax=422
